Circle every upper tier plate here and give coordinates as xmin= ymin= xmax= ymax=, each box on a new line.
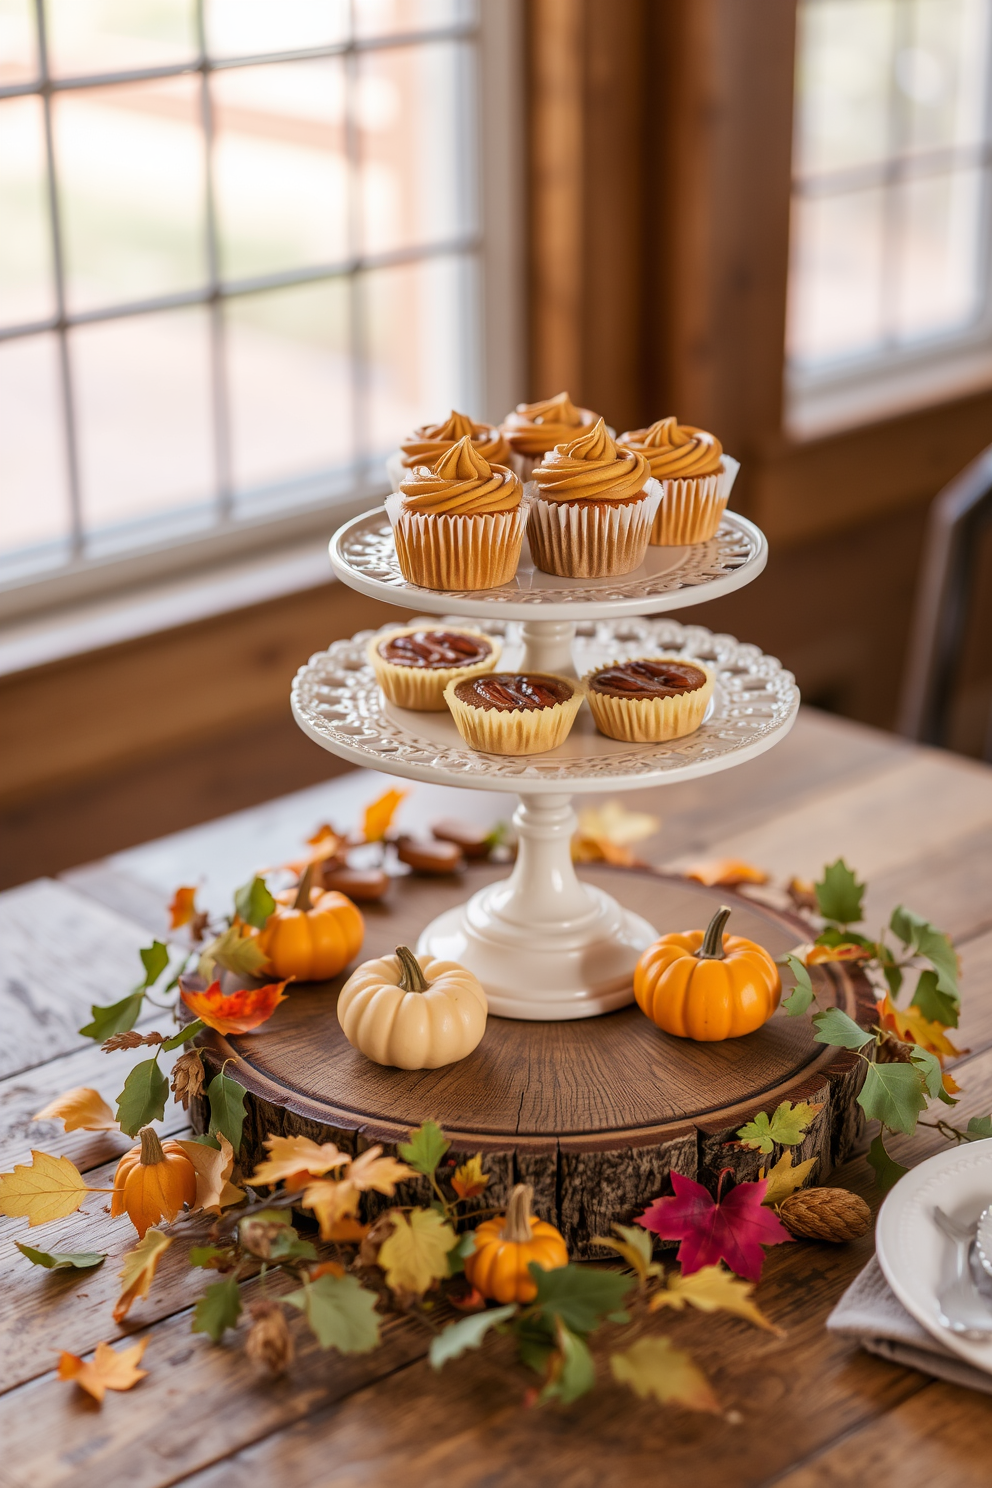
xmin=291 ymin=616 xmax=800 ymax=794
xmin=329 ymin=507 xmax=767 ymax=621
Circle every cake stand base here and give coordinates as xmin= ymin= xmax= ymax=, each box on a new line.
xmin=416 ymin=792 xmax=656 ymax=1019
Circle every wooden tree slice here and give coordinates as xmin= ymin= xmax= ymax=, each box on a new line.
xmin=195 ymin=866 xmax=873 ymax=1254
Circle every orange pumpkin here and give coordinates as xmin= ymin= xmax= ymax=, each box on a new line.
xmin=256 ymin=865 xmax=364 ymax=982
xmin=634 ymin=904 xmax=781 ymax=1041
xmin=112 ymin=1127 xmax=197 ymax=1236
xmin=464 ymin=1183 xmax=568 ymax=1303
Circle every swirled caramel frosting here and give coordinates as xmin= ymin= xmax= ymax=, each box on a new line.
xmin=500 ymin=392 xmax=598 ymax=457
xmin=399 ymin=410 xmax=510 ymax=470
xmin=399 ymin=436 xmax=522 ymax=517
xmin=454 ymin=674 xmax=574 ymax=711
xmin=618 ymin=417 xmax=723 ymax=480
xmin=378 ymin=630 xmax=492 ymax=669
xmin=531 ymin=418 xmax=650 ymax=505
xmin=589 ymin=659 xmax=708 ymax=699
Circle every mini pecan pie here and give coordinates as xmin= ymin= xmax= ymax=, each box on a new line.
xmin=368 ymin=626 xmax=500 ymax=711
xmin=444 ymin=671 xmax=585 ymax=755
xmin=584 ymin=657 xmax=714 ymax=743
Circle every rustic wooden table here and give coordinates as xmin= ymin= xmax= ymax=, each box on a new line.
xmin=3 ymin=706 xmax=992 ymax=1487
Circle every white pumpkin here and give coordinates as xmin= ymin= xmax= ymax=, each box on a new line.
xmin=337 ymin=945 xmax=488 ymax=1069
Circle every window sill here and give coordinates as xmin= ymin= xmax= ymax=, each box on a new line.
xmin=786 ymin=343 xmax=992 ymax=442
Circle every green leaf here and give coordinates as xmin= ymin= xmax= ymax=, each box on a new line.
xmin=138 ymin=941 xmax=170 ymax=989
xmin=198 ymin=925 xmax=270 ymax=984
xmin=815 ymin=860 xmax=865 ymax=926
xmin=857 ymin=1061 xmax=928 ymax=1136
xmin=909 ymin=970 xmax=959 ymax=1029
xmin=207 ymin=1069 xmax=246 ymax=1153
xmin=398 ymin=1120 xmax=450 ymax=1179
xmin=268 ymin=1227 xmax=318 ymax=1262
xmin=966 ymin=1116 xmax=992 ymax=1141
xmin=115 ymin=1057 xmax=169 ymax=1136
xmin=79 ymin=991 xmax=145 ymax=1041
xmin=234 ymin=876 xmax=277 ymax=930
xmin=186 ymin=1132 xmax=221 ymax=1149
xmin=530 ymin=1264 xmax=633 ymax=1335
xmin=781 ymin=955 xmax=815 ymax=1017
xmin=188 ymin=1245 xmax=233 ymax=1269
xmin=446 ymin=1229 xmax=476 ymax=1277
xmin=191 ymin=1276 xmax=242 ymax=1342
xmin=161 ymin=1019 xmax=205 ymax=1051
xmin=284 ymin=1272 xmax=380 ymax=1353
xmin=430 ymin=1304 xmax=516 ymax=1369
xmin=815 ymin=927 xmax=875 ymax=950
xmin=736 ymin=1100 xmax=822 ymax=1153
xmin=889 ymin=908 xmax=959 ymax=998
xmin=811 ymin=1007 xmax=872 ymax=1050
xmin=866 ymin=1131 xmax=908 ymax=1192
xmin=909 ymin=1044 xmax=949 ymax=1102
xmin=540 ymin=1321 xmax=596 ymax=1405
xmin=15 ymin=1243 xmax=105 ymax=1271
xmin=515 ymin=1312 xmax=557 ymax=1375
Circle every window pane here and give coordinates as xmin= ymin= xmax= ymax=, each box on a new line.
xmin=899 ymin=0 xmax=992 ymax=154
xmin=0 ymin=334 xmax=69 ymax=567
xmin=71 ymin=309 xmax=214 ymax=541
xmin=206 ymin=0 xmax=348 ymax=57
xmin=363 ymin=252 xmax=476 ymax=459
xmin=353 ymin=0 xmax=476 ymax=38
xmin=894 ymin=167 xmax=987 ymax=341
xmin=226 ymin=279 xmax=354 ymax=511
xmin=795 ymin=0 xmax=896 ymax=176
xmin=0 ymin=0 xmax=37 ymax=86
xmin=213 ymin=61 xmax=349 ymax=281
xmin=55 ymin=78 xmax=206 ymax=312
xmin=359 ymin=41 xmax=476 ymax=256
xmin=45 ymin=0 xmax=196 ymax=77
xmin=788 ymin=188 xmax=887 ymax=365
xmin=0 ymin=97 xmax=55 ymax=327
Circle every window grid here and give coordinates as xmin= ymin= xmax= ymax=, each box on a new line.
xmin=0 ymin=1 xmax=482 ymax=566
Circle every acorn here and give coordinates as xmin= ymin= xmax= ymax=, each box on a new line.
xmin=431 ymin=819 xmax=493 ymax=859
xmin=396 ymin=836 xmax=465 ymax=875
xmin=320 ymin=866 xmax=391 ymax=902
xmin=778 ymin=1187 xmax=872 ymax=1242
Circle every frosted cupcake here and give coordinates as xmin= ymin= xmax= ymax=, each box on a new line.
xmin=584 ymin=658 xmax=714 ymax=743
xmin=368 ymin=626 xmax=501 ymax=711
xmin=387 ymin=436 xmax=523 ymax=591
xmin=500 ymin=392 xmax=601 ymax=482
xmin=526 ymin=419 xmax=661 ymax=578
xmin=444 ymin=672 xmax=585 ymax=756
xmin=386 ymin=410 xmax=510 ymax=493
xmin=618 ymin=417 xmax=739 ymax=545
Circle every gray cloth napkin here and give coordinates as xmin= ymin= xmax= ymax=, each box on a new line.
xmin=827 ymin=1254 xmax=992 ymax=1394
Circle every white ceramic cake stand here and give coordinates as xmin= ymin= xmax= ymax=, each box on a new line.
xmin=292 ymin=510 xmax=798 ymax=1021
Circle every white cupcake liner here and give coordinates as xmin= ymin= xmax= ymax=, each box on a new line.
xmin=385 ymin=499 xmax=524 ymax=591
xmin=443 ymin=676 xmax=586 ymax=755
xmin=368 ymin=626 xmax=501 ymax=711
xmin=651 ymin=454 xmax=740 ymax=545
xmin=583 ymin=659 xmax=714 ymax=742
xmin=524 ymin=478 xmax=661 ymax=578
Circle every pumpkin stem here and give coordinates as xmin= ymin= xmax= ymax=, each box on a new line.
xmin=139 ymin=1126 xmax=166 ymax=1166
xmin=500 ymin=1183 xmax=534 ymax=1243
xmin=395 ymin=945 xmax=430 ymax=994
xmin=293 ymin=863 xmax=315 ymax=912
xmin=698 ymin=905 xmax=733 ymax=960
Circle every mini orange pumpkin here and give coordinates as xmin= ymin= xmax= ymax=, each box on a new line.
xmin=255 ymin=865 xmax=364 ymax=982
xmin=463 ymin=1183 xmax=568 ymax=1303
xmin=633 ymin=904 xmax=781 ymax=1041
xmin=112 ymin=1127 xmax=197 ymax=1236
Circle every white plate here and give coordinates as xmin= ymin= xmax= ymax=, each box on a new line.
xmin=876 ymin=1140 xmax=992 ymax=1375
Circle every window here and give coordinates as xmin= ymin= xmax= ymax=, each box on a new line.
xmin=787 ymin=0 xmax=992 ymax=435
xmin=0 ymin=0 xmax=520 ymax=613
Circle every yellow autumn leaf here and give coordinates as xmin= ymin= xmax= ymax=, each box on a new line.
xmin=346 ymin=1146 xmax=414 ymax=1194
xmin=876 ymin=995 xmax=963 ymax=1062
xmin=683 ymin=858 xmax=769 ymax=887
xmin=590 ymin=1223 xmax=660 ymax=1283
xmin=32 ymin=1086 xmax=118 ymax=1133
xmin=302 ymin=1178 xmax=361 ymax=1239
xmin=610 ymin=1336 xmax=720 ymax=1413
xmin=113 ymin=1229 xmax=172 ymax=1323
xmin=58 ymin=1339 xmax=149 ymax=1403
xmin=0 ymin=1150 xmax=94 ymax=1225
xmin=250 ymin=1134 xmax=350 ymax=1188
xmin=362 ymin=788 xmax=408 ymax=843
xmin=573 ymin=801 xmax=660 ymax=865
xmin=452 ymin=1153 xmax=490 ymax=1200
xmin=760 ymin=1151 xmax=818 ymax=1207
xmin=377 ymin=1208 xmax=456 ymax=1295
xmin=649 ymin=1264 xmax=782 ymax=1334
xmin=176 ymin=1134 xmax=245 ymax=1213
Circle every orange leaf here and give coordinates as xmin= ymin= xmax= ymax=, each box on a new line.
xmin=362 ymin=789 xmax=408 ymax=843
xmin=321 ymin=1217 xmax=370 ymax=1243
xmin=250 ymin=1135 xmax=350 ymax=1188
xmin=168 ymin=886 xmax=200 ymax=930
xmin=57 ymin=1339 xmax=149 ymax=1403
xmin=943 ymin=1070 xmax=962 ymax=1095
xmin=113 ymin=1229 xmax=172 ymax=1323
xmin=683 ymin=859 xmax=769 ymax=888
xmin=346 ymin=1146 xmax=414 ymax=1194
xmin=180 ymin=979 xmax=290 ymax=1035
xmin=807 ymin=942 xmax=873 ymax=964
xmin=452 ymin=1153 xmax=490 ymax=1200
xmin=572 ymin=836 xmax=636 ymax=867
xmin=875 ymin=995 xmax=963 ymax=1062
xmin=175 ymin=1134 xmax=245 ymax=1212
xmin=301 ymin=1177 xmax=361 ymax=1239
xmin=309 ymin=1260 xmax=346 ymax=1280
xmin=33 ymin=1087 xmax=117 ymax=1133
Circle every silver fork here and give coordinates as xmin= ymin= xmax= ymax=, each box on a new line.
xmin=933 ymin=1206 xmax=992 ymax=1339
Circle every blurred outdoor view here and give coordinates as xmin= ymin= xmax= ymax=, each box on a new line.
xmin=789 ymin=0 xmax=992 ymax=374
xmin=0 ymin=0 xmax=479 ymax=581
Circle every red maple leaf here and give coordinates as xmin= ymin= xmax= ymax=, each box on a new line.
xmin=637 ymin=1170 xmax=793 ymax=1282
xmin=180 ymin=979 xmax=290 ymax=1035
